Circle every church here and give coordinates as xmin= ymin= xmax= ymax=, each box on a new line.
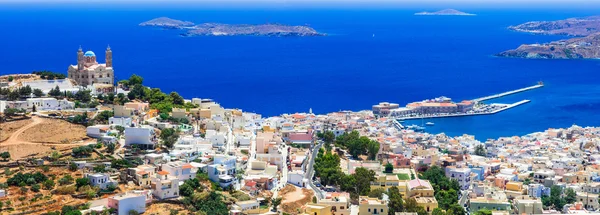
xmin=68 ymin=46 xmax=115 ymax=87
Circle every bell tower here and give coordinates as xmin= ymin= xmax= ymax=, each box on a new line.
xmin=105 ymin=45 xmax=112 ymax=68
xmin=77 ymin=46 xmax=84 ymax=70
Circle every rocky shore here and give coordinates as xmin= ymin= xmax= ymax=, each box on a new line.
xmin=508 ymin=15 xmax=600 ymax=37
xmin=140 ymin=17 xmax=325 ymax=37
xmin=496 ymin=33 xmax=600 ymax=59
xmin=499 ymin=15 xmax=600 ymax=59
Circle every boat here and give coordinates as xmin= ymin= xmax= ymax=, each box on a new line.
xmin=406 ymin=125 xmax=425 ymax=132
xmin=426 ymin=122 xmax=435 ymax=126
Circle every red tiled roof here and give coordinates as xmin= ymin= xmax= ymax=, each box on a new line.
xmin=157 ymin=171 xmax=169 ymax=175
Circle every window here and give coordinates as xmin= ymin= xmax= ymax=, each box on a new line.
xmin=368 ymin=209 xmax=371 ymax=212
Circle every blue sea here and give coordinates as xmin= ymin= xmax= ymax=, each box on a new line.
xmin=1 ymin=3 xmax=599 ymax=140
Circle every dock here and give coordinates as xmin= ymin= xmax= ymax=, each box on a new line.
xmin=396 ymin=100 xmax=530 ymax=120
xmin=473 ymin=83 xmax=543 ymax=103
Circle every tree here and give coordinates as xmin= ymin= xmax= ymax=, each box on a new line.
xmin=7 ymin=90 xmax=19 ymax=101
xmin=76 ymin=178 xmax=90 ymax=188
xmin=33 ymin=88 xmax=44 ymax=97
xmin=48 ymin=86 xmax=61 ymax=97
xmin=384 ymin=163 xmax=394 ymax=173
xmin=473 ymin=209 xmax=492 ymax=215
xmin=366 ymin=140 xmax=380 ymax=160
xmin=68 ymin=163 xmax=78 ymax=171
xmin=388 ymin=186 xmax=404 ymax=215
xmin=43 ymin=179 xmax=55 ymax=189
xmin=474 ymin=144 xmax=486 ymax=156
xmin=59 ymin=175 xmax=74 ymax=185
xmin=160 ymin=128 xmax=179 ymax=148
xmin=353 ymin=167 xmax=376 ymax=195
xmin=323 ymin=130 xmax=335 ymax=144
xmin=18 ymin=85 xmax=32 ymax=97
xmin=74 ymin=90 xmax=92 ymax=103
xmin=128 ymin=74 xmax=143 ymax=86
xmin=31 ymin=184 xmax=41 ymax=192
xmin=7 ymin=76 xmax=13 ymax=82
xmin=94 ymin=110 xmax=114 ymax=124
xmin=565 ymin=188 xmax=577 ymax=204
xmin=128 ymin=210 xmax=140 ymax=215
xmin=0 ymin=152 xmax=10 ymax=161
xmin=368 ymin=188 xmax=386 ymax=199
xmin=271 ymin=197 xmax=282 ymax=211
xmin=432 ymin=208 xmax=446 ymax=215
xmin=106 ymin=143 xmax=116 ymax=154
xmin=169 ymin=92 xmax=184 ymax=105
xmin=106 ymin=93 xmax=115 ymax=103
xmin=93 ymin=165 xmax=106 ymax=173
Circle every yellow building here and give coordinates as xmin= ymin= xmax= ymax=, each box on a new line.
xmin=371 ymin=174 xmax=409 ymax=198
xmin=407 ymin=179 xmax=438 ymax=214
xmin=319 ymin=195 xmax=351 ymax=215
xmin=304 ymin=203 xmax=333 ymax=215
xmin=504 ymin=182 xmax=524 ymax=199
xmin=114 ymin=105 xmax=134 ymax=117
xmin=359 ymin=196 xmax=388 ymax=215
xmin=172 ymin=108 xmax=187 ymax=120
xmin=513 ymin=195 xmax=543 ymax=215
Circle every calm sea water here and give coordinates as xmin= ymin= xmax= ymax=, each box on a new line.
xmin=1 ymin=4 xmax=599 ymax=140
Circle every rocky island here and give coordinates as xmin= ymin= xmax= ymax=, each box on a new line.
xmin=498 ymin=15 xmax=600 ymax=59
xmin=497 ymin=33 xmax=600 ymax=59
xmin=414 ymin=9 xmax=475 ymax=16
xmin=140 ymin=17 xmax=325 ymax=37
xmin=508 ymin=15 xmax=600 ymax=37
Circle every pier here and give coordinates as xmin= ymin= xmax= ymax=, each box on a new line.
xmin=396 ymin=100 xmax=530 ymax=120
xmin=473 ymin=83 xmax=543 ymax=103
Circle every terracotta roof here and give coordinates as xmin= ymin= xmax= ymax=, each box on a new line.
xmin=157 ymin=171 xmax=169 ymax=175
xmin=182 ymin=164 xmax=193 ymax=169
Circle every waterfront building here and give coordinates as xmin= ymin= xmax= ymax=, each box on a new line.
xmin=68 ymin=46 xmax=114 ymax=86
xmin=372 ymin=102 xmax=400 ymax=116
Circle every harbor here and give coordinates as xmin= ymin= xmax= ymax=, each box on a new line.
xmin=472 ymin=82 xmax=544 ymax=103
xmin=374 ymin=83 xmax=544 ymax=124
xmin=396 ymin=99 xmax=530 ymax=120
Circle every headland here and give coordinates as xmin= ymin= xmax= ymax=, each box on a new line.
xmin=414 ymin=9 xmax=475 ymax=16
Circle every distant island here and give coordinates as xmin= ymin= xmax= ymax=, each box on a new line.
xmin=140 ymin=17 xmax=325 ymax=37
xmin=508 ymin=15 xmax=600 ymax=37
xmin=414 ymin=9 xmax=475 ymax=16
xmin=498 ymin=15 xmax=600 ymax=59
xmin=497 ymin=33 xmax=600 ymax=59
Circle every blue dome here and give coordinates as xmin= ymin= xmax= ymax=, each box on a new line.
xmin=84 ymin=51 xmax=95 ymax=57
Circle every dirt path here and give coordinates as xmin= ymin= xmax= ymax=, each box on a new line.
xmin=1 ymin=116 xmax=43 ymax=145
xmin=0 ymin=116 xmax=93 ymax=160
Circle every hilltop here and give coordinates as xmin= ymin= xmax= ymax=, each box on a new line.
xmin=414 ymin=9 xmax=475 ymax=16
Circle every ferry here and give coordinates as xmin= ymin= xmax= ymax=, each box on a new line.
xmin=426 ymin=122 xmax=435 ymax=126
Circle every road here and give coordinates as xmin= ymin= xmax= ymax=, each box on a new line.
xmin=272 ymin=144 xmax=290 ymax=198
xmin=305 ymin=140 xmax=325 ymax=200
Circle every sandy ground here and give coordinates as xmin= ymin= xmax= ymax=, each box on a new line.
xmin=0 ymin=116 xmax=91 ymax=160
xmin=0 ymin=118 xmax=33 ymax=142
xmin=19 ymin=118 xmax=88 ymax=144
xmin=145 ymin=203 xmax=189 ymax=215
xmin=281 ymin=185 xmax=314 ymax=214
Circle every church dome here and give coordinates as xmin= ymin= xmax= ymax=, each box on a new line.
xmin=84 ymin=51 xmax=96 ymax=57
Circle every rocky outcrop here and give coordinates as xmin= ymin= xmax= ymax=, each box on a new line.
xmin=140 ymin=17 xmax=325 ymax=37
xmin=497 ymin=33 xmax=600 ymax=59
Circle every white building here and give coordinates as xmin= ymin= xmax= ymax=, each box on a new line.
xmin=161 ymin=161 xmax=195 ymax=181
xmin=125 ymin=126 xmax=155 ymax=149
xmin=152 ymin=171 xmax=179 ymax=200
xmin=26 ymin=98 xmax=74 ymax=111
xmin=287 ymin=170 xmax=306 ymax=187
xmin=446 ymin=167 xmax=471 ymax=190
xmin=109 ymin=117 xmax=133 ymax=127
xmin=86 ymin=173 xmax=115 ymax=189
xmin=206 ymin=130 xmax=227 ymax=147
xmin=108 ymin=192 xmax=146 ymax=215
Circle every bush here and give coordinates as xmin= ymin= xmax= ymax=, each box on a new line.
xmin=76 ymin=178 xmax=90 ymax=188
xmin=43 ymin=179 xmax=55 ymax=190
xmin=59 ymin=175 xmax=74 ymax=185
xmin=55 ymin=185 xmax=76 ymax=194
xmin=7 ymin=172 xmax=47 ymax=187
xmin=31 ymin=184 xmax=41 ymax=192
